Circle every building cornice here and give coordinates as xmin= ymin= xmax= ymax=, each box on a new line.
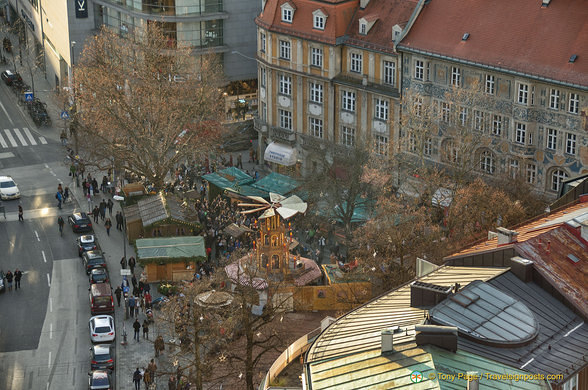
xmin=94 ymin=0 xmax=229 ymax=23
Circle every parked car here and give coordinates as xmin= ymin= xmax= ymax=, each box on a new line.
xmin=82 ymin=251 xmax=107 ymax=275
xmin=77 ymin=234 xmax=98 ymax=256
xmin=90 ymin=344 xmax=115 ymax=371
xmin=68 ymin=212 xmax=93 ymax=233
xmin=89 ymin=315 xmax=115 ymax=344
xmin=89 ymin=267 xmax=109 ymax=284
xmin=89 ymin=283 xmax=114 ymax=315
xmin=0 ymin=176 xmax=21 ymax=200
xmin=88 ymin=370 xmax=113 ymax=390
xmin=1 ymin=70 xmax=22 ymax=86
xmin=0 ymin=270 xmax=5 ymax=292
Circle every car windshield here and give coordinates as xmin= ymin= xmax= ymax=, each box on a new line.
xmin=88 ymin=258 xmax=105 ymax=265
xmin=95 ymin=326 xmax=111 ymax=333
xmin=95 ymin=351 xmax=112 ymax=360
xmin=91 ymin=375 xmax=110 ymax=386
xmin=0 ymin=180 xmax=16 ymax=188
xmin=94 ymin=296 xmax=111 ymax=305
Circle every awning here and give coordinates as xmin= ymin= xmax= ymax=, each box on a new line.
xmin=264 ymin=142 xmax=297 ymax=166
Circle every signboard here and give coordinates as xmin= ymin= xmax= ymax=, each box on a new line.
xmin=75 ymin=0 xmax=88 ymax=18
xmin=120 ymin=269 xmax=132 ymax=276
xmin=60 ymin=111 xmax=70 ymax=120
xmin=24 ymin=92 xmax=33 ymax=102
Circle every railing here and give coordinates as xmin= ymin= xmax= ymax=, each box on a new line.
xmin=270 ymin=126 xmax=296 ymax=144
xmin=254 ymin=117 xmax=269 ymax=134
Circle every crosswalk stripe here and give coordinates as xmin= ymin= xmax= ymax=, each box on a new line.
xmin=3 ymin=129 xmax=17 ymax=147
xmin=39 ymin=136 xmax=48 ymax=144
xmin=13 ymin=128 xmax=27 ymax=146
xmin=0 ymin=132 xmax=7 ymax=148
xmin=23 ymin=127 xmax=37 ymax=145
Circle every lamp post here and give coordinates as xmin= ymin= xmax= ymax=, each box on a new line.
xmin=113 ymin=195 xmax=128 ymax=320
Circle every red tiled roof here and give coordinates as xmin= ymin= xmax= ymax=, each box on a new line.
xmin=515 ymin=227 xmax=588 ymax=319
xmin=257 ymin=0 xmax=359 ymax=45
xmin=398 ymin=0 xmax=588 ymax=87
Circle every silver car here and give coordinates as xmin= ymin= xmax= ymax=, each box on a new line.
xmin=89 ymin=316 xmax=115 ymax=344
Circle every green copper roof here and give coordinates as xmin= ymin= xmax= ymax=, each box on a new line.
xmin=136 ymin=236 xmax=206 ymax=259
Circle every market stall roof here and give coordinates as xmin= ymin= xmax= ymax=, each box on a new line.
xmin=136 ymin=236 xmax=206 ymax=259
xmin=124 ymin=204 xmax=141 ymax=224
xmin=250 ymin=172 xmax=299 ymax=196
xmin=203 ymin=167 xmax=254 ymax=192
xmin=227 ymin=184 xmax=269 ymax=198
xmin=223 ymin=223 xmax=253 ymax=238
xmin=136 ymin=194 xmax=198 ymax=227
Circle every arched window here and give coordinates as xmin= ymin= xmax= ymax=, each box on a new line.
xmin=271 ymin=235 xmax=278 ymax=247
xmin=480 ymin=150 xmax=495 ymax=174
xmin=272 ymin=255 xmax=280 ymax=269
xmin=551 ymin=169 xmax=568 ymax=192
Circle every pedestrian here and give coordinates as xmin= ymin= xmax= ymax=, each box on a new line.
xmin=14 ymin=268 xmax=22 ymax=290
xmin=56 ymin=191 xmax=62 ymax=209
xmin=236 ymin=154 xmax=243 ymax=169
xmin=168 ymin=375 xmax=177 ymax=390
xmin=143 ymin=369 xmax=151 ymax=390
xmin=82 ymin=179 xmax=88 ymax=196
xmin=87 ymin=192 xmax=92 ymax=212
xmin=99 ymin=199 xmax=106 ymax=221
xmin=92 ymin=206 xmax=99 ymax=223
xmin=104 ymin=218 xmax=112 ymax=236
xmin=5 ymin=270 xmax=13 ymax=291
xmin=18 ymin=205 xmax=23 ymax=221
xmin=155 ymin=335 xmax=165 ymax=357
xmin=134 ymin=301 xmax=140 ymax=318
xmin=120 ymin=256 xmax=127 ymax=269
xmin=129 ymin=295 xmax=136 ymax=318
xmin=147 ymin=359 xmax=157 ymax=381
xmin=133 ymin=368 xmax=142 ymax=390
xmin=116 ymin=211 xmax=123 ymax=230
xmin=107 ymin=198 xmax=114 ymax=216
xmin=131 ymin=274 xmax=138 ymax=289
xmin=129 ymin=256 xmax=136 ymax=274
xmin=133 ymin=318 xmax=141 ymax=342
xmin=142 ymin=319 xmax=149 ymax=339
xmin=114 ymin=286 xmax=122 ymax=307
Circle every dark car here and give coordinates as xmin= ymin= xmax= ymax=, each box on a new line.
xmin=1 ymin=70 xmax=22 ymax=86
xmin=89 ymin=267 xmax=109 ymax=284
xmin=77 ymin=234 xmax=98 ymax=256
xmin=69 ymin=212 xmax=93 ymax=233
xmin=88 ymin=370 xmax=112 ymax=390
xmin=83 ymin=251 xmax=107 ymax=275
xmin=0 ymin=270 xmax=5 ymax=292
xmin=90 ymin=344 xmax=115 ymax=371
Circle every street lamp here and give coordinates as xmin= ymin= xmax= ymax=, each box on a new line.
xmin=113 ymin=194 xmax=129 ymax=321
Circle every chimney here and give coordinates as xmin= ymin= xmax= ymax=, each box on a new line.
xmin=415 ymin=325 xmax=458 ymax=352
xmin=496 ymin=227 xmax=518 ymax=245
xmin=509 ymin=257 xmax=533 ymax=283
xmin=359 ymin=0 xmax=370 ymax=9
xmin=381 ymin=326 xmax=399 ymax=354
xmin=411 ymin=281 xmax=453 ymax=308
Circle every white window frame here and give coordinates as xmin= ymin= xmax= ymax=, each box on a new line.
xmin=492 ymin=114 xmax=502 ymax=135
xmin=459 ymin=107 xmax=468 ymax=126
xmin=309 ymin=82 xmax=323 ymax=104
xmin=279 ymin=74 xmax=292 ymax=96
xmin=526 ymin=163 xmax=536 ymax=184
xmin=549 ymin=89 xmax=560 ymax=110
xmin=260 ymin=32 xmax=266 ymax=52
xmin=383 ymin=60 xmax=395 ymax=86
xmin=341 ymin=126 xmax=355 ymax=147
xmin=279 ymin=40 xmax=291 ymax=60
xmin=451 ymin=67 xmax=461 ymax=87
xmin=485 ymin=74 xmax=495 ymax=94
xmin=408 ymin=133 xmax=416 ymax=152
xmin=546 ymin=128 xmax=557 ymax=150
xmin=517 ymin=83 xmax=529 ymax=105
xmin=261 ymin=101 xmax=267 ymax=121
xmin=566 ymin=133 xmax=577 ymax=155
xmin=279 ymin=109 xmax=292 ymax=130
xmin=359 ymin=22 xmax=366 ymax=35
xmin=480 ymin=150 xmax=495 ymax=174
xmin=424 ymin=137 xmax=432 ymax=156
xmin=414 ymin=97 xmax=423 ymax=117
xmin=568 ymin=93 xmax=579 ymax=114
xmin=474 ymin=110 xmax=485 ymax=131
xmin=374 ymin=135 xmax=388 ymax=156
xmin=260 ymin=67 xmax=266 ymax=87
xmin=551 ymin=169 xmax=568 ymax=192
xmin=310 ymin=47 xmax=323 ymax=68
xmin=441 ymin=102 xmax=450 ymax=123
xmin=350 ymin=52 xmax=362 ymax=73
xmin=509 ymin=159 xmax=519 ymax=179
xmin=309 ymin=117 xmax=323 ymax=138
xmin=515 ymin=122 xmax=526 ymax=144
xmin=281 ymin=8 xmax=293 ymax=23
xmin=375 ymin=98 xmax=389 ymax=121
xmin=414 ymin=60 xmax=424 ymax=80
xmin=313 ymin=15 xmax=325 ymax=30
xmin=342 ymin=90 xmax=356 ymax=112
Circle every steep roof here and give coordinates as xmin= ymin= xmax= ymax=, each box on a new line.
xmin=397 ymin=0 xmax=588 ymax=88
xmin=136 ymin=236 xmax=206 ymax=260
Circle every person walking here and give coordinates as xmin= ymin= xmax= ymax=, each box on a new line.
xmin=155 ymin=335 xmax=165 ymax=357
xmin=128 ymin=256 xmax=136 ymax=274
xmin=56 ymin=191 xmax=62 ymax=209
xmin=107 ymin=198 xmax=114 ymax=216
xmin=114 ymin=286 xmax=122 ymax=307
xmin=147 ymin=359 xmax=157 ymax=382
xmin=120 ymin=256 xmax=127 ymax=269
xmin=104 ymin=218 xmax=112 ymax=236
xmin=133 ymin=318 xmax=141 ymax=342
xmin=168 ymin=375 xmax=177 ymax=390
xmin=143 ymin=369 xmax=152 ymax=390
xmin=116 ymin=211 xmax=123 ymax=230
xmin=5 ymin=270 xmax=13 ymax=291
xmin=86 ymin=191 xmax=92 ymax=212
xmin=99 ymin=199 xmax=106 ymax=222
xmin=131 ymin=274 xmax=138 ymax=290
xmin=134 ymin=300 xmax=140 ymax=318
xmin=18 ymin=205 xmax=23 ymax=221
xmin=58 ymin=216 xmax=65 ymax=236
xmin=142 ymin=319 xmax=149 ymax=339
xmin=92 ymin=206 xmax=100 ymax=223
xmin=133 ymin=368 xmax=142 ymax=390
xmin=128 ymin=295 xmax=136 ymax=318
xmin=63 ymin=187 xmax=70 ymax=203
xmin=14 ymin=268 xmax=22 ymax=290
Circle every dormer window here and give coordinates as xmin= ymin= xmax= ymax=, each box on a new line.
xmin=281 ymin=2 xmax=296 ymax=23
xmin=359 ymin=16 xmax=377 ymax=35
xmin=392 ymin=24 xmax=402 ymax=42
xmin=312 ymin=9 xmax=328 ymax=30
xmin=360 ymin=22 xmax=367 ymax=35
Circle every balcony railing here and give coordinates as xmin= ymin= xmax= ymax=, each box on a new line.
xmin=254 ymin=117 xmax=269 ymax=134
xmin=269 ymin=126 xmax=296 ymax=145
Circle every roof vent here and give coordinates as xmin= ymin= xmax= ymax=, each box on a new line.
xmin=567 ymin=254 xmax=580 ymax=265
xmin=569 ymin=54 xmax=577 ymax=63
xmin=541 ymin=0 xmax=551 ymax=7
xmin=467 ymin=372 xmax=480 ymax=390
xmin=496 ymin=227 xmax=518 ymax=245
xmin=381 ymin=327 xmax=399 ymax=354
xmin=359 ymin=0 xmax=370 ymax=9
xmin=411 ymin=281 xmax=453 ymax=308
xmin=509 ymin=256 xmax=533 ymax=283
xmin=462 ymin=33 xmax=470 ymax=41
xmin=415 ymin=325 xmax=458 ymax=352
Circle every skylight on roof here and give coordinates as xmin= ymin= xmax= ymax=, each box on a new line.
xmin=462 ymin=33 xmax=470 ymax=41
xmin=569 ymin=54 xmax=578 ymax=63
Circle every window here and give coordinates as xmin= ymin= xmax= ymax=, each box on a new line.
xmin=568 ymin=93 xmax=579 ymax=114
xmin=311 ymin=47 xmax=323 ymax=68
xmin=515 ymin=122 xmax=526 ymax=144
xmin=282 ymin=8 xmax=293 ymax=22
xmin=341 ymin=126 xmax=355 ymax=146
xmin=551 ymin=169 xmax=568 ymax=192
xmin=342 ymin=90 xmax=356 ymax=112
xmin=517 ymin=83 xmax=529 ymax=105
xmin=459 ymin=107 xmax=468 ymax=126
xmin=279 ymin=109 xmax=292 ymax=130
xmin=549 ymin=89 xmax=560 ymax=110
xmin=374 ymin=135 xmax=388 ymax=156
xmin=260 ymin=67 xmax=266 ymax=87
xmin=359 ymin=22 xmax=366 ymax=35
xmin=480 ymin=150 xmax=495 ymax=174
xmin=526 ymin=163 xmax=536 ymax=184
xmin=441 ymin=102 xmax=450 ymax=123
xmin=451 ymin=67 xmax=461 ymax=87
xmin=566 ymin=133 xmax=577 ymax=155
xmin=310 ymin=82 xmax=323 ymax=103
xmin=414 ymin=60 xmax=424 ymax=80
xmin=509 ymin=159 xmax=519 ymax=179
xmin=408 ymin=133 xmax=416 ymax=152
xmin=261 ymin=102 xmax=267 ymax=121
xmin=313 ymin=15 xmax=325 ymax=30
xmin=424 ymin=137 xmax=432 ymax=156
xmin=562 ymin=374 xmax=578 ymax=390
xmin=474 ymin=110 xmax=485 ymax=131
xmin=350 ymin=52 xmax=362 ymax=73
xmin=383 ymin=60 xmax=395 ymax=86
xmin=485 ymin=74 xmax=495 ymax=94
xmin=492 ymin=115 xmax=502 ymax=135
xmin=279 ymin=74 xmax=292 ymax=96
xmin=414 ymin=97 xmax=423 ymax=117
xmin=445 ymin=141 xmax=460 ymax=164
xmin=309 ymin=117 xmax=323 ymax=138
xmin=546 ymin=128 xmax=557 ymax=150
xmin=279 ymin=40 xmax=291 ymax=60
xmin=375 ymin=98 xmax=389 ymax=121
xmin=260 ymin=32 xmax=266 ymax=52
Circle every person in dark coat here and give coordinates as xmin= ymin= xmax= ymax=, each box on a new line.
xmin=116 ymin=211 xmax=123 ymax=230
xmin=133 ymin=319 xmax=141 ymax=342
xmin=92 ymin=206 xmax=100 ymax=223
xmin=142 ymin=319 xmax=149 ymax=339
xmin=128 ymin=256 xmax=136 ymax=274
xmin=14 ymin=269 xmax=22 ymax=289
xmin=107 ymin=198 xmax=114 ymax=216
xmin=99 ymin=199 xmax=106 ymax=221
xmin=133 ymin=368 xmax=142 ymax=390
